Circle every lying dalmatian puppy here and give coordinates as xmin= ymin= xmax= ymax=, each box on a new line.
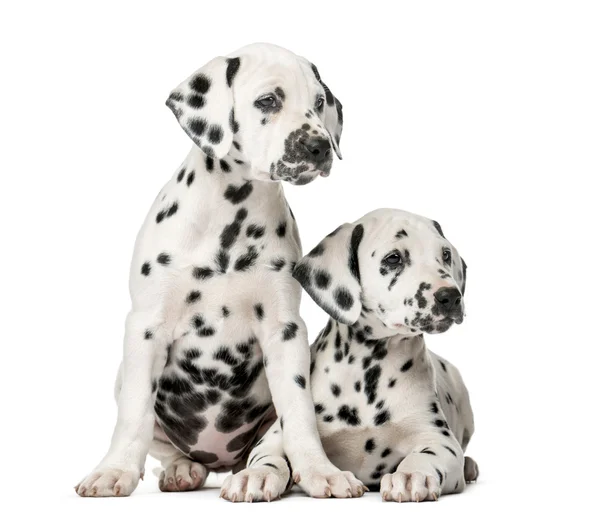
xmin=222 ymin=209 xmax=478 ymax=502
xmin=75 ymin=43 xmax=364 ymax=499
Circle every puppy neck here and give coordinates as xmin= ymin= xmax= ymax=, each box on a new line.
xmin=348 ymin=310 xmax=423 ymax=341
xmin=186 ymin=144 xmax=254 ymax=182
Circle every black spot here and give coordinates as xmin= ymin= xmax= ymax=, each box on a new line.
xmin=282 ymin=322 xmax=298 ymax=341
xmin=144 ymin=329 xmax=153 ymax=340
xmin=434 ymin=419 xmax=445 ymax=428
xmin=186 ymin=290 xmax=201 ymax=304
xmin=190 ymin=74 xmax=211 ymax=94
xmin=331 ymin=384 xmax=341 ymax=397
xmin=157 ymin=253 xmax=171 ymax=265
xmin=220 ymin=159 xmax=231 ymax=173
xmin=226 ymin=57 xmax=241 ymax=87
xmin=364 ymin=365 xmax=381 ymax=404
xmin=421 ymin=448 xmax=436 ymax=456
xmin=190 ymin=450 xmax=218 ymax=464
xmin=374 ymin=409 xmax=390 ymax=426
xmin=234 ymin=246 xmax=259 ymax=271
xmin=439 ymin=360 xmax=447 ymax=372
xmin=276 ymin=221 xmax=287 ymax=237
xmin=337 ymin=405 xmax=361 ymax=426
xmin=334 ymin=287 xmax=354 ymax=310
xmin=381 ymin=448 xmax=392 ymax=458
xmin=314 ymin=269 xmax=331 ymax=289
xmin=431 ymin=402 xmax=439 ymax=413
xmin=193 ymin=266 xmax=213 ymax=280
xmin=187 ymin=94 xmax=205 ymax=109
xmin=388 ymin=378 xmax=397 ymax=388
xmin=206 ymin=156 xmax=214 ymax=172
xmin=208 ymin=125 xmax=223 ymax=145
xmin=188 ymin=118 xmax=207 ymax=136
xmin=215 ymin=250 xmax=229 ymax=273
xmin=308 ymin=243 xmax=324 ymax=257
xmin=365 ymin=439 xmax=376 ymax=453
xmin=400 ymin=359 xmax=413 ymax=372
xmin=177 ymin=168 xmax=185 ymax=182
xmin=323 ymin=414 xmax=334 ymax=422
xmin=224 ymin=182 xmax=253 ymax=204
xmin=349 ymin=224 xmax=364 ymax=282
xmin=354 ymin=381 xmax=361 ymax=392
xmin=141 ymin=262 xmax=151 ymax=276
xmin=444 ymin=445 xmax=457 ymax=457
xmin=432 ymin=221 xmax=445 ymax=238
xmin=271 ymin=258 xmax=286 ymax=271
xmin=436 ymin=468 xmax=444 ymax=484
xmin=186 ymin=171 xmax=195 ymax=186
xmin=229 ymin=109 xmax=240 ymax=134
xmin=214 ymin=346 xmax=238 ymax=366
xmin=254 ymin=303 xmax=264 ymax=320
xmin=292 ymin=262 xmax=311 ymax=287
xmin=294 ymin=375 xmax=306 ymax=389
xmin=222 ymin=306 xmax=230 ymax=317
xmin=246 ymin=224 xmax=265 ymax=239
xmin=395 ymin=229 xmax=408 ymax=239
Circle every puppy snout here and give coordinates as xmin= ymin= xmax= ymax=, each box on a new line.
xmin=433 ymin=287 xmax=462 ymax=315
xmin=300 ymin=137 xmax=331 ymax=161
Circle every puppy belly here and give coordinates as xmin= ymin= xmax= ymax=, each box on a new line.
xmin=153 ymin=317 xmax=274 ymax=471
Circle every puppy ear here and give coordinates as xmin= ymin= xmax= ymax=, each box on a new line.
xmin=166 ymin=56 xmax=241 ymax=159
xmin=293 ymin=223 xmax=364 ymax=325
xmin=310 ymin=63 xmax=343 ymax=159
xmin=459 ymin=256 xmax=467 ymax=295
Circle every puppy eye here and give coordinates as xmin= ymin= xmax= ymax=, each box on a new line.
xmin=316 ymin=97 xmax=325 ymax=109
xmin=442 ymin=248 xmax=452 ymax=264
xmin=256 ymin=95 xmax=276 ymax=107
xmin=385 ymin=252 xmax=402 ymax=266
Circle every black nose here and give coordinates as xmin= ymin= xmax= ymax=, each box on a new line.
xmin=434 ymin=287 xmax=462 ymax=314
xmin=301 ymin=137 xmax=331 ymax=161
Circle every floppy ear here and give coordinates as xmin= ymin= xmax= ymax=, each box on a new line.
xmin=459 ymin=256 xmax=467 ymax=295
xmin=293 ymin=223 xmax=364 ymax=325
xmin=309 ymin=63 xmax=344 ymax=160
xmin=166 ymin=56 xmax=241 ymax=159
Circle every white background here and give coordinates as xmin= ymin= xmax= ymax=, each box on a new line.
xmin=1 ymin=1 xmax=598 ymax=517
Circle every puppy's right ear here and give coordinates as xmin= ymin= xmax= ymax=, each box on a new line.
xmin=293 ymin=223 xmax=364 ymax=325
xmin=166 ymin=56 xmax=241 ymax=159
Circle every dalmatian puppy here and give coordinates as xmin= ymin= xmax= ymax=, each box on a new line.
xmin=222 ymin=209 xmax=478 ymax=502
xmin=75 ymin=43 xmax=364 ymax=499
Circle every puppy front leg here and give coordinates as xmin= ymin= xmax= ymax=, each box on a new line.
xmin=76 ymin=311 xmax=165 ymax=497
xmin=261 ymin=318 xmax=365 ymax=498
xmin=221 ymin=421 xmax=292 ymax=502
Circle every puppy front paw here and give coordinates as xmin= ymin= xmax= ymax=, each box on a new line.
xmin=380 ymin=470 xmax=441 ymax=502
xmin=75 ymin=466 xmax=141 ymax=497
xmin=294 ymin=464 xmax=366 ymax=498
xmin=221 ymin=466 xmax=289 ymax=502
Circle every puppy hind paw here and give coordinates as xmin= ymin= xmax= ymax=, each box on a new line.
xmin=158 ymin=458 xmax=208 ymax=492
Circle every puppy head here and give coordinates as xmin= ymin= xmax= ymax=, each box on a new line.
xmin=293 ymin=209 xmax=467 ymax=335
xmin=166 ymin=43 xmax=343 ymax=185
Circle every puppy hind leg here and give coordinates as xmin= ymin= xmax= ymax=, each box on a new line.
xmin=149 ymin=423 xmax=208 ymax=492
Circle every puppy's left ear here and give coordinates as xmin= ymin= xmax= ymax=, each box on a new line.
xmin=309 ymin=62 xmax=343 ymax=160
xmin=166 ymin=56 xmax=241 ymax=158
xmin=293 ymin=223 xmax=364 ymax=325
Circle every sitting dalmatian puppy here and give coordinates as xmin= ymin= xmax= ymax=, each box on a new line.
xmin=222 ymin=209 xmax=478 ymax=502
xmin=76 ymin=43 xmax=364 ymax=499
